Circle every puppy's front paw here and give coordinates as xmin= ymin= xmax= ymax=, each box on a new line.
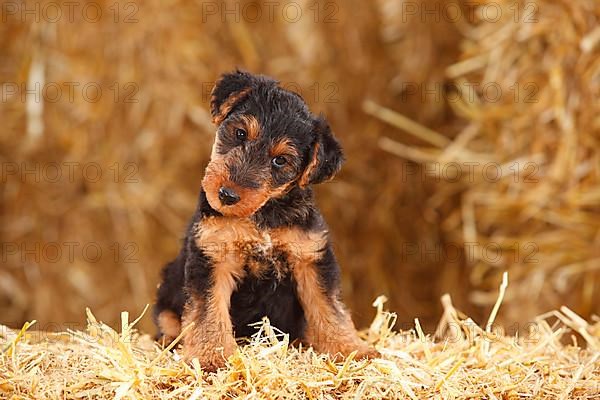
xmin=182 ymin=340 xmax=237 ymax=372
xmin=354 ymin=345 xmax=380 ymax=360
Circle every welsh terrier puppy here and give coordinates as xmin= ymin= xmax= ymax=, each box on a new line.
xmin=154 ymin=70 xmax=378 ymax=371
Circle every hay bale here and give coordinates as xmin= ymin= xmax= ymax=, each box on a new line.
xmin=0 ymin=0 xmax=465 ymax=333
xmin=371 ymin=0 xmax=600 ymax=325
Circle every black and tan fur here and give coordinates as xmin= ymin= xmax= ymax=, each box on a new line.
xmin=154 ymin=70 xmax=378 ymax=371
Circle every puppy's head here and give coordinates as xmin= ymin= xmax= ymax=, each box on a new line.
xmin=202 ymin=70 xmax=343 ymax=218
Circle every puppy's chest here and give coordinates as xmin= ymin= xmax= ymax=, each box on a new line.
xmin=194 ymin=216 xmax=326 ymax=278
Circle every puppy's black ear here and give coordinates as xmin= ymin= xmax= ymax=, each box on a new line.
xmin=299 ymin=116 xmax=344 ymax=187
xmin=210 ymin=70 xmax=254 ymax=124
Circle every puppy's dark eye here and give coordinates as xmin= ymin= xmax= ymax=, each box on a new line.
xmin=272 ymin=156 xmax=287 ymax=168
xmin=235 ymin=128 xmax=247 ymax=141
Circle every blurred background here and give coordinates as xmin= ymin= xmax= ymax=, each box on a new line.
xmin=1 ymin=0 xmax=599 ymax=335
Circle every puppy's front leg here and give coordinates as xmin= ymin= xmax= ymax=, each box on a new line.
xmin=182 ymin=218 xmax=248 ymax=371
xmin=274 ymin=228 xmax=379 ymax=360
xmin=181 ymin=272 xmax=241 ymax=371
xmin=294 ymin=261 xmax=378 ymax=360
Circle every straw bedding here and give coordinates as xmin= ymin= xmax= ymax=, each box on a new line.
xmin=2 ymin=290 xmax=599 ymax=399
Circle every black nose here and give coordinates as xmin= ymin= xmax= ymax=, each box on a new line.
xmin=218 ymin=187 xmax=240 ymax=205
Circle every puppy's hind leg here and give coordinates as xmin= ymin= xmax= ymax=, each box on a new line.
xmin=154 ymin=252 xmax=186 ymax=345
